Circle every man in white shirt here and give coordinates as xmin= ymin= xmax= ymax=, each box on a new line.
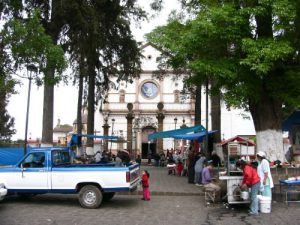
xmin=95 ymin=151 xmax=102 ymax=163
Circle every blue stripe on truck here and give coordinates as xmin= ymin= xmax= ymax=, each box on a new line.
xmin=8 ymin=187 xmax=131 ymax=193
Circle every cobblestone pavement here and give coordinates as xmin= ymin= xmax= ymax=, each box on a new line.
xmin=0 ymin=165 xmax=300 ymax=225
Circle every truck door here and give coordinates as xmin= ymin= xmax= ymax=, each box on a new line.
xmin=10 ymin=152 xmax=49 ymax=191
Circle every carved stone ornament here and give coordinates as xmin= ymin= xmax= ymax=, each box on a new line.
xmin=157 ymin=102 xmax=164 ymax=111
xmin=127 ymin=103 xmax=133 ymax=111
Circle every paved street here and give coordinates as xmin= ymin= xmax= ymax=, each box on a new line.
xmin=1 ymin=166 xmax=300 ymax=225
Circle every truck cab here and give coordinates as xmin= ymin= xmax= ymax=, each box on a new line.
xmin=0 ymin=147 xmax=140 ymax=208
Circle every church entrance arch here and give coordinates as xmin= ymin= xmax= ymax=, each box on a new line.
xmin=141 ymin=126 xmax=156 ymax=159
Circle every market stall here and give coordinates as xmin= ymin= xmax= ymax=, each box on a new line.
xmin=219 ymin=136 xmax=256 ymax=204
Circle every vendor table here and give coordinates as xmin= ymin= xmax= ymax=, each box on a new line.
xmin=279 ymin=179 xmax=300 ymax=205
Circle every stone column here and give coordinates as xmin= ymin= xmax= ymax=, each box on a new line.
xmin=180 ymin=118 xmax=188 ymax=151
xmin=102 ymin=117 xmax=110 ymax=152
xmin=156 ymin=102 xmax=165 ymax=154
xmin=126 ymin=103 xmax=134 ymax=157
xmin=136 ymin=129 xmax=142 ymax=157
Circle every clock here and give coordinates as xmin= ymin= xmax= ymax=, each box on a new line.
xmin=141 ymin=82 xmax=159 ymax=98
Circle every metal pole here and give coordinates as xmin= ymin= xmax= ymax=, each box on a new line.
xmin=174 ymin=117 xmax=177 ymax=150
xmin=24 ymin=65 xmax=37 ymax=155
xmin=134 ymin=131 xmax=137 ymax=159
xmin=24 ymin=75 xmax=32 ymax=155
xmin=205 ymin=79 xmax=209 ymax=156
xmin=110 ymin=118 xmax=115 ymax=154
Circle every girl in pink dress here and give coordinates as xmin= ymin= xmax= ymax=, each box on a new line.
xmin=141 ymin=170 xmax=150 ymax=201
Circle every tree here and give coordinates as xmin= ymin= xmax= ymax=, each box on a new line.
xmin=61 ymin=0 xmax=145 ymax=146
xmin=1 ymin=3 xmax=67 ymax=145
xmin=1 ymin=9 xmax=66 ymax=143
xmin=0 ymin=42 xmax=16 ymax=141
xmin=2 ymin=1 xmax=144 ymax=146
xmin=147 ymin=0 xmax=300 ymax=161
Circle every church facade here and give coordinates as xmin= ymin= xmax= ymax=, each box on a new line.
xmin=97 ymin=43 xmax=255 ymax=158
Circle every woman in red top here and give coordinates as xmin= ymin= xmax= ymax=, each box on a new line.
xmin=237 ymin=159 xmax=261 ymax=216
xmin=141 ymin=170 xmax=150 ymax=201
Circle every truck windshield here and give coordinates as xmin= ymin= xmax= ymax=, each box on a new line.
xmin=21 ymin=152 xmax=45 ymax=168
xmin=52 ymin=150 xmax=71 ymax=166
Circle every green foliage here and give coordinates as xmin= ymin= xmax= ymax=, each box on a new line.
xmin=147 ymin=0 xmax=300 ymax=111
xmin=240 ymin=38 xmax=294 ymax=75
xmin=0 ymin=29 xmax=17 ymax=141
xmin=2 ymin=10 xmax=66 ymax=85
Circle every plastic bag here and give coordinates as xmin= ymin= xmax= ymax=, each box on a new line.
xmin=259 ymin=183 xmax=264 ymax=192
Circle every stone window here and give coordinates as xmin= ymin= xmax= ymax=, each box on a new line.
xmin=174 ymin=90 xmax=180 ymax=103
xmin=119 ymin=90 xmax=125 ymax=103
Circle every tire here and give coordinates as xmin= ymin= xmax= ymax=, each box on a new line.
xmin=78 ymin=185 xmax=103 ymax=209
xmin=103 ymin=192 xmax=115 ymax=202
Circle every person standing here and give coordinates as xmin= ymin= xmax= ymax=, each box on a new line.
xmin=187 ymin=150 xmax=198 ymax=183
xmin=147 ymin=153 xmax=152 ymax=165
xmin=194 ymin=153 xmax=206 ymax=185
xmin=256 ymin=151 xmax=274 ymax=198
xmin=135 ymin=154 xmax=142 ymax=165
xmin=141 ymin=170 xmax=150 ymax=201
xmin=237 ymin=159 xmax=261 ymax=216
xmin=211 ymin=151 xmax=221 ymax=167
xmin=115 ymin=151 xmax=123 ymax=167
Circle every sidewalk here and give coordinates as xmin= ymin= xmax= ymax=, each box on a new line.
xmin=140 ymin=165 xmax=204 ymax=196
xmin=138 ymin=165 xmax=300 ymax=224
xmin=123 ymin=165 xmax=289 ymax=201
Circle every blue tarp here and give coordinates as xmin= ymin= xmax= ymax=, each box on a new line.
xmin=148 ymin=125 xmax=206 ymax=140
xmin=282 ymin=110 xmax=300 ymax=131
xmin=171 ymin=130 xmax=218 ymax=142
xmin=0 ymin=148 xmax=26 ymax=165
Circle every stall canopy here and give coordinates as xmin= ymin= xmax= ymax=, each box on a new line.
xmin=282 ymin=110 xmax=300 ymax=131
xmin=221 ymin=136 xmax=256 ymax=146
xmin=148 ymin=125 xmax=205 ymax=140
xmin=172 ymin=130 xmax=218 ymax=142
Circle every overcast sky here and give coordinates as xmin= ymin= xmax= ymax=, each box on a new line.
xmin=7 ymin=1 xmax=181 ymax=140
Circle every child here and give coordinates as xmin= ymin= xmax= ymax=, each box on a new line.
xmin=176 ymin=160 xmax=184 ymax=176
xmin=141 ymin=170 xmax=150 ymax=201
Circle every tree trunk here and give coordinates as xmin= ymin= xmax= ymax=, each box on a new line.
xmin=76 ymin=61 xmax=84 ymax=136
xmin=249 ymin=83 xmax=284 ymax=162
xmin=194 ymin=85 xmax=202 ymax=125
xmin=41 ymin=0 xmax=63 ymax=146
xmin=249 ymin=3 xmax=284 ymax=162
xmin=210 ymin=80 xmax=221 ymax=143
xmin=41 ymin=72 xmax=54 ymax=146
xmin=86 ymin=62 xmax=95 ymax=147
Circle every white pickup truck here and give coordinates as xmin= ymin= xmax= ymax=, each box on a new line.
xmin=0 ymin=148 xmax=140 ymax=208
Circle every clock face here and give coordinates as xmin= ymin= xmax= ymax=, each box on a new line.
xmin=141 ymin=82 xmax=159 ymax=98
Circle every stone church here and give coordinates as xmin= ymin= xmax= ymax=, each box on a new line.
xmin=98 ymin=43 xmax=255 ymax=158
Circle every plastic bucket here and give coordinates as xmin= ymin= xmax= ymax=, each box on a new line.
xmin=241 ymin=191 xmax=249 ymax=200
xmin=258 ymin=196 xmax=272 ymax=213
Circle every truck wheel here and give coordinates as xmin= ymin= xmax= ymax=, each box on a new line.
xmin=103 ymin=192 xmax=115 ymax=202
xmin=78 ymin=185 xmax=103 ymax=209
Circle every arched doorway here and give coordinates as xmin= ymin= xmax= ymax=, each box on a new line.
xmin=141 ymin=126 xmax=156 ymax=159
